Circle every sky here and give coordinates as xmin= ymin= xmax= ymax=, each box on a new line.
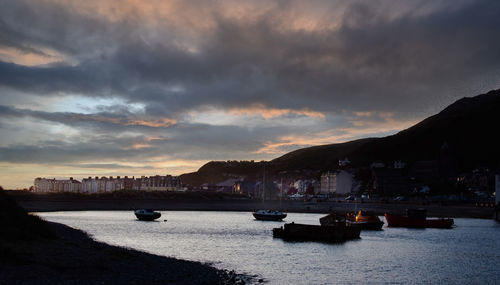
xmin=1 ymin=0 xmax=500 ymax=189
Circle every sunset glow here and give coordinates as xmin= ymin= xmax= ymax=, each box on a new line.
xmin=1 ymin=0 xmax=500 ymax=188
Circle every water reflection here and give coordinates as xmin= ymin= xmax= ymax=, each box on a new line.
xmin=39 ymin=211 xmax=500 ymax=284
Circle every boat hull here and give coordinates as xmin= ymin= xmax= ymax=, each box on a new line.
xmin=273 ymin=222 xmax=361 ymax=242
xmin=346 ymin=211 xmax=385 ymax=230
xmin=385 ymin=213 xmax=453 ymax=228
xmin=253 ymin=213 xmax=287 ymax=221
xmin=347 ymin=220 xmax=384 ymax=230
xmin=135 ymin=212 xmax=161 ymax=221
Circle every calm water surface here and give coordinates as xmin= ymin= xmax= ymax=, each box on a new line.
xmin=39 ymin=211 xmax=500 ymax=284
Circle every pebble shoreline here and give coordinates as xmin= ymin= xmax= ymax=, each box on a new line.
xmin=0 ymin=221 xmax=258 ymax=285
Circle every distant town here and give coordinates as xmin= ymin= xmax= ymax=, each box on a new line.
xmin=32 ymin=155 xmax=499 ymax=205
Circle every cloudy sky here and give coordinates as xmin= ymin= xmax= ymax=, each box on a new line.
xmin=1 ymin=0 xmax=499 ymax=188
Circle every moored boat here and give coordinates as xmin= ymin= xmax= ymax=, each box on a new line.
xmin=135 ymin=209 xmax=161 ymax=221
xmin=347 ymin=210 xmax=384 ymax=230
xmin=385 ymin=209 xmax=453 ymax=228
xmin=253 ymin=209 xmax=287 ymax=221
xmin=273 ymin=221 xmax=361 ymax=242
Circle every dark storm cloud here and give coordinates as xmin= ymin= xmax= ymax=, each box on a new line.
xmin=1 ymin=0 xmax=500 ymax=173
xmin=1 ymin=0 xmax=499 ymax=119
xmin=0 ymin=126 xmax=272 ymax=164
xmin=0 ymin=105 xmax=295 ymax=163
xmin=0 ymin=0 xmax=122 ymax=55
xmin=0 ymin=104 xmax=165 ymax=132
xmin=0 ymin=104 xmax=320 ymax=145
xmin=0 ymin=141 xmax=139 ymax=164
xmin=0 ymin=61 xmax=105 ymax=94
xmin=65 ymin=163 xmax=154 ymax=170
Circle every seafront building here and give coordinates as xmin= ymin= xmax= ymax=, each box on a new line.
xmin=33 ymin=175 xmax=181 ymax=193
xmin=33 ymin=177 xmax=81 ymax=193
xmin=320 ymin=170 xmax=354 ymax=195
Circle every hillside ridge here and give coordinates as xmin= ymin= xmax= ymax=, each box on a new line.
xmin=180 ymin=88 xmax=500 ymax=186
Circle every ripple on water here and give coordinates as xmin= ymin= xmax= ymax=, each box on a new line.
xmin=39 ymin=211 xmax=500 ymax=285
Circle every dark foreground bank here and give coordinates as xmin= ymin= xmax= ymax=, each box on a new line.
xmin=0 ymin=189 xmax=252 ymax=285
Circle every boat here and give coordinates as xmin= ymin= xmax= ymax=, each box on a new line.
xmin=385 ymin=208 xmax=454 ymax=228
xmin=253 ymin=209 xmax=287 ymax=221
xmin=346 ymin=210 xmax=384 ymax=230
xmin=134 ymin=209 xmax=161 ymax=221
xmin=273 ymin=221 xmax=361 ymax=242
xmin=252 ymin=164 xmax=287 ymax=221
xmin=319 ymin=211 xmax=346 ymax=225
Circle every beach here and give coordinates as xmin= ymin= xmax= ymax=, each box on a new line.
xmin=0 ymin=189 xmax=250 ymax=285
xmin=1 ymin=222 xmax=248 ymax=285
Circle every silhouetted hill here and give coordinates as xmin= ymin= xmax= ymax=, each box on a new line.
xmin=180 ymin=160 xmax=268 ymax=186
xmin=180 ymin=89 xmax=500 ymax=186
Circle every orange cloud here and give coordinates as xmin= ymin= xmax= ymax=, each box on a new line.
xmin=228 ymin=104 xmax=325 ymax=119
xmin=131 ymin=143 xmax=151 ymax=149
xmin=125 ymin=117 xmax=177 ymax=127
xmin=254 ymin=134 xmax=337 ymax=154
xmin=255 ymin=115 xmax=419 ymax=155
xmin=0 ymin=46 xmax=67 ymax=66
xmin=42 ymin=0 xmax=342 ymax=37
xmin=68 ymin=114 xmax=176 ymax=127
xmin=70 ymin=114 xmax=121 ymax=124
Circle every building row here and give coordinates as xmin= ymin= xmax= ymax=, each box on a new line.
xmin=33 ymin=175 xmax=181 ymax=193
xmin=230 ymin=170 xmax=356 ymax=198
xmin=33 ymin=177 xmax=81 ymax=193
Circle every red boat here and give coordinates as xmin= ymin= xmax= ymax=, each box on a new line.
xmin=385 ymin=209 xmax=454 ymax=229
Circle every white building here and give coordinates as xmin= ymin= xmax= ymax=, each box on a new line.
xmin=339 ymin=158 xmax=351 ymax=167
xmin=320 ymin=170 xmax=354 ymax=195
xmin=33 ymin=178 xmax=55 ymax=193
xmin=35 ymin=174 xmax=180 ymax=194
xmin=293 ymin=180 xmax=307 ymax=193
xmin=394 ymin=160 xmax=407 ymax=169
xmin=370 ymin=161 xmax=385 ymax=169
xmin=33 ymin=177 xmax=81 ymax=193
xmin=81 ymin=177 xmax=107 ymax=193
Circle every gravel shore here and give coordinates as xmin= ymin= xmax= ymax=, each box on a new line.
xmin=0 ymin=189 xmax=254 ymax=285
xmin=1 ymin=221 xmax=253 ymax=285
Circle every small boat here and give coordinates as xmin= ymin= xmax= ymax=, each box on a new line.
xmin=253 ymin=209 xmax=287 ymax=221
xmin=319 ymin=212 xmax=346 ymax=226
xmin=347 ymin=210 xmax=384 ymax=230
xmin=385 ymin=208 xmax=453 ymax=228
xmin=135 ymin=209 xmax=161 ymax=221
xmin=273 ymin=221 xmax=361 ymax=242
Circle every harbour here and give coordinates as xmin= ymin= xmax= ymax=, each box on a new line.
xmin=39 ymin=211 xmax=500 ymax=284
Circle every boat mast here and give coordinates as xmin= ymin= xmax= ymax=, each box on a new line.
xmin=262 ymin=163 xmax=266 ymax=203
xmin=354 ymin=195 xmax=357 ymax=214
xmin=280 ymin=175 xmax=283 ymax=209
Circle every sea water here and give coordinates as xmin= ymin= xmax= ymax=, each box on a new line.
xmin=39 ymin=211 xmax=500 ymax=284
